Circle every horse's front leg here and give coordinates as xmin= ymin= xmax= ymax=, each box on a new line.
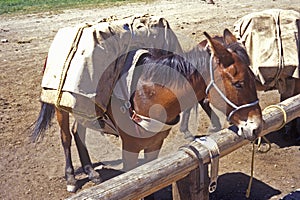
xmin=121 ymin=137 xmax=140 ymax=171
xmin=199 ymin=99 xmax=222 ymax=132
xmin=72 ymin=122 xmax=102 ymax=184
xmin=180 ymin=107 xmax=195 ymax=141
xmin=180 ymin=99 xmax=222 ymax=138
xmin=56 ymin=108 xmax=77 ymax=192
xmin=143 ymin=133 xmax=167 ymax=163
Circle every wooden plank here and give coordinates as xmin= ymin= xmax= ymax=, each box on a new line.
xmin=66 ymin=94 xmax=300 ymax=200
xmin=172 ymin=165 xmax=209 ymax=200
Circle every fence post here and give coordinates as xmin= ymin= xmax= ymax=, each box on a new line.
xmin=172 ymin=165 xmax=209 ymax=200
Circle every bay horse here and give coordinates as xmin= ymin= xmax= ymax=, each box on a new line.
xmin=181 ymin=29 xmax=300 ymax=143
xmin=32 ymin=29 xmax=262 ymax=192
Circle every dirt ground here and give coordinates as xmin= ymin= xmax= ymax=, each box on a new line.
xmin=0 ymin=0 xmax=299 ymax=199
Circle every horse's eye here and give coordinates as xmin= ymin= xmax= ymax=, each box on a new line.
xmin=233 ymin=81 xmax=243 ymax=89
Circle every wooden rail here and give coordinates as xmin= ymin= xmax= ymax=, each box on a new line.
xmin=66 ymin=94 xmax=300 ymax=200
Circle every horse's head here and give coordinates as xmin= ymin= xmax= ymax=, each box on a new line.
xmin=204 ymin=29 xmax=262 ymax=141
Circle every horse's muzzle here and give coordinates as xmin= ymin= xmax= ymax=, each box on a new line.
xmin=237 ymin=115 xmax=263 ymax=141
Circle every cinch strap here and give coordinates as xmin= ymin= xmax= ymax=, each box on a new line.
xmin=194 ymin=136 xmax=220 ymax=193
xmin=180 ymin=136 xmax=220 ymax=193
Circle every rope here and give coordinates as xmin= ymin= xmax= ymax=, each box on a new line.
xmin=257 ymin=136 xmax=272 ymax=153
xmin=263 ymin=104 xmax=287 ymax=130
xmin=55 ymin=24 xmax=90 ymax=107
xmin=246 ymin=103 xmax=287 ymax=197
xmin=246 ymin=142 xmax=255 ymax=198
xmin=246 ymin=122 xmax=274 ymax=198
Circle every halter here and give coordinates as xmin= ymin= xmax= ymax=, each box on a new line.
xmin=205 ymin=54 xmax=259 ymax=121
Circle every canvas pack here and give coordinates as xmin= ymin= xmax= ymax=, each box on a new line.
xmin=233 ymin=9 xmax=300 ymax=93
xmin=40 ymin=14 xmax=183 ymax=122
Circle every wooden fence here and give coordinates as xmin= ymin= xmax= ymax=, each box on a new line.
xmin=67 ymin=94 xmax=300 ymax=200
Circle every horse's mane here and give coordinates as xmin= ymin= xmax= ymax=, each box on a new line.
xmin=136 ymin=39 xmax=250 ymax=89
xmin=139 ymin=47 xmax=209 ymax=88
xmin=226 ymin=42 xmax=251 ymax=66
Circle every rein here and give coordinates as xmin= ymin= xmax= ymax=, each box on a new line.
xmin=205 ymin=53 xmax=259 ymax=121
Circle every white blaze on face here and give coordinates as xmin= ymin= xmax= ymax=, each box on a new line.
xmin=237 ymin=115 xmax=262 ymax=141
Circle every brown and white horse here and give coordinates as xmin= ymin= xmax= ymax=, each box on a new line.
xmin=181 ymin=29 xmax=300 ymax=142
xmin=32 ymin=29 xmax=262 ymax=192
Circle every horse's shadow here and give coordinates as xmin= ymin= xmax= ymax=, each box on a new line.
xmin=74 ymin=160 xmax=124 ymax=190
xmin=74 ymin=158 xmax=161 ymax=191
xmin=261 ymin=131 xmax=300 ymax=148
xmin=73 ymin=159 xmax=173 ymax=199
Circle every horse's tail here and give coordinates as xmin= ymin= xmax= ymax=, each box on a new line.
xmin=31 ymin=102 xmax=55 ymax=142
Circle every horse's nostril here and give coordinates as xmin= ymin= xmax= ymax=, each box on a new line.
xmin=252 ymin=129 xmax=257 ymax=136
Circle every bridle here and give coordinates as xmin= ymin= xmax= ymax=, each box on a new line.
xmin=205 ymin=53 xmax=259 ymax=121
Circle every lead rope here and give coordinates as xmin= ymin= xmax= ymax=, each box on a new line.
xmin=257 ymin=104 xmax=287 ymax=153
xmin=246 ymin=142 xmax=255 ymax=198
xmin=263 ymin=104 xmax=287 ymax=130
xmin=246 ymin=137 xmax=271 ymax=198
xmin=246 ymin=139 xmax=270 ymax=198
xmin=257 ymin=136 xmax=271 ymax=153
xmin=246 ymin=104 xmax=287 ymax=197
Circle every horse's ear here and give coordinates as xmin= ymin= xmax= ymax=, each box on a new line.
xmin=204 ymin=31 xmax=234 ymax=67
xmin=223 ymin=29 xmax=237 ymax=45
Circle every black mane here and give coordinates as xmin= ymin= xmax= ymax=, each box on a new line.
xmin=138 ymin=48 xmax=209 ymax=88
xmin=226 ymin=42 xmax=251 ymax=66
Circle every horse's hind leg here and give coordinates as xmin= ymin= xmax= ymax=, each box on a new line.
xmin=72 ymin=122 xmax=102 ymax=184
xmin=56 ymin=108 xmax=77 ymax=192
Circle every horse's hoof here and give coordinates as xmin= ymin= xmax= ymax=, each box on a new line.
xmin=208 ymin=126 xmax=221 ymax=133
xmin=67 ymin=184 xmax=77 ymax=193
xmin=184 ymin=135 xmax=195 ymax=142
xmin=183 ymin=131 xmax=194 ymax=141
xmin=90 ymin=171 xmax=102 ymax=184
xmin=91 ymin=177 xmax=102 ymax=185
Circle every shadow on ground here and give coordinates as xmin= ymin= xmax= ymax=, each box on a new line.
xmin=210 ymin=172 xmax=281 ymax=200
xmin=144 ymin=172 xmax=281 ymax=200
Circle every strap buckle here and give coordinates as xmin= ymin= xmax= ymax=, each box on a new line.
xmin=120 ymin=101 xmax=131 ymax=114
